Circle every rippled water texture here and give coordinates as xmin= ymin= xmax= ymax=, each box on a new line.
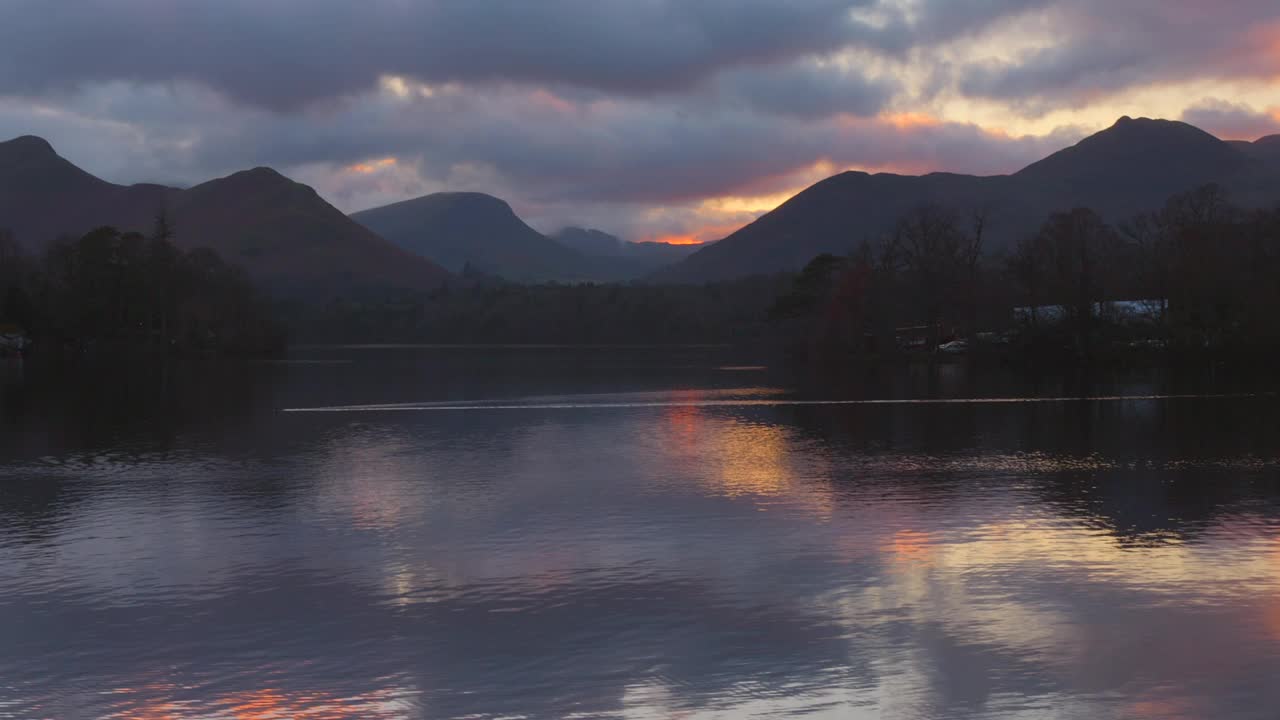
xmin=2 ymin=348 xmax=1279 ymax=719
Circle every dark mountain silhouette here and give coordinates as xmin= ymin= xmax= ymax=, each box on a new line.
xmin=167 ymin=168 xmax=451 ymax=291
xmin=1240 ymin=134 xmax=1280 ymax=163
xmin=659 ymin=117 xmax=1280 ymax=283
xmin=552 ymin=226 xmax=702 ymax=274
xmin=0 ymin=135 xmax=174 ymax=243
xmin=350 ymin=192 xmax=596 ymax=282
xmin=1016 ymin=117 xmax=1248 ymax=185
xmin=0 ymin=136 xmax=449 ymax=292
xmin=353 ymin=194 xmax=698 ymax=282
xmin=553 ymin=226 xmax=625 ymax=256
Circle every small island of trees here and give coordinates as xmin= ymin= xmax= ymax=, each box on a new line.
xmin=0 ymin=216 xmax=284 ymax=355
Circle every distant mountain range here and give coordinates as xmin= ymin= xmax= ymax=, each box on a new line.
xmin=350 ymin=194 xmax=699 ymax=282
xmin=6 ymin=117 xmax=1280 ymax=290
xmin=0 ymin=135 xmax=450 ymax=292
xmin=659 ymin=117 xmax=1280 ymax=282
xmin=552 ymin=227 xmax=703 ymax=273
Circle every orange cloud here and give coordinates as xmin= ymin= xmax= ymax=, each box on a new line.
xmin=880 ymin=112 xmax=943 ymax=130
xmin=347 ymin=157 xmax=398 ymax=174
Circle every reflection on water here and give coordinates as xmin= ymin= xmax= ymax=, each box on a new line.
xmin=2 ymin=348 xmax=1280 ymax=719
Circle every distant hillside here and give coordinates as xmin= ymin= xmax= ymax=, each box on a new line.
xmin=0 ymin=136 xmax=449 ymax=292
xmin=351 ymin=192 xmax=601 ymax=282
xmin=659 ymin=117 xmax=1280 ymax=283
xmin=552 ymin=226 xmax=702 ymax=275
xmin=353 ymin=195 xmax=699 ymax=282
xmin=1241 ymin=134 xmax=1280 ymax=163
xmin=553 ymin=226 xmax=625 ymax=256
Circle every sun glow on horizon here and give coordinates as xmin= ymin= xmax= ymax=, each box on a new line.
xmin=647 ymin=234 xmax=705 ymax=246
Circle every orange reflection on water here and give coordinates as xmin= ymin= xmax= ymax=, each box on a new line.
xmin=885 ymin=529 xmax=936 ymax=568
xmin=223 ymin=688 xmax=400 ymax=719
xmin=661 ymin=392 xmax=835 ymax=518
xmin=108 ymin=684 xmax=414 ymax=720
xmin=1266 ymin=540 xmax=1280 ymax=642
xmin=709 ymin=422 xmax=792 ymax=499
xmin=663 ymin=391 xmax=704 ymax=452
xmin=1125 ymin=696 xmax=1201 ymax=720
xmin=662 ymin=390 xmax=789 ymax=498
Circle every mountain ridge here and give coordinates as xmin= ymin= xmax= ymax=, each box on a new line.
xmin=351 ymin=193 xmax=700 ymax=282
xmin=0 ymin=136 xmax=450 ymax=292
xmin=9 ymin=116 xmax=1280 ymax=289
xmin=350 ymin=191 xmax=597 ymax=282
xmin=658 ymin=117 xmax=1280 ymax=282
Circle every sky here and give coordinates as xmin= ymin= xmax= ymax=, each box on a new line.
xmin=2 ymin=0 xmax=1280 ymax=244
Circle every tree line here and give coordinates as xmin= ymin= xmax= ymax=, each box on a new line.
xmin=771 ymin=184 xmax=1280 ymax=359
xmin=6 ymin=183 xmax=1278 ymax=358
xmin=282 ymin=274 xmax=789 ymax=345
xmin=0 ymin=217 xmax=284 ymax=354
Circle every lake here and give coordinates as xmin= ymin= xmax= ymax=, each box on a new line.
xmin=2 ymin=347 xmax=1279 ymax=719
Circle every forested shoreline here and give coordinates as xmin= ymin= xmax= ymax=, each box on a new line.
xmin=765 ymin=184 xmax=1280 ymax=361
xmin=4 ymin=184 xmax=1280 ymax=362
xmin=0 ymin=218 xmax=284 ymax=355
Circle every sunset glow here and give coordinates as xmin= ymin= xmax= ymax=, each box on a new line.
xmin=5 ymin=1 xmax=1280 ymax=242
xmin=647 ymin=234 xmax=705 ymax=246
xmin=879 ymin=112 xmax=943 ymax=130
xmin=7 ymin=4 xmax=1280 ymax=719
xmin=348 ymin=157 xmax=398 ymax=175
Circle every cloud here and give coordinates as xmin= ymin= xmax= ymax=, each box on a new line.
xmin=0 ymin=0 xmax=1077 ymax=114
xmin=1180 ymin=99 xmax=1280 ymax=141
xmin=3 ymin=76 xmax=1083 ymax=243
xmin=715 ymin=60 xmax=897 ymax=118
xmin=7 ymin=0 xmax=1274 ymax=246
xmin=948 ymin=1 xmax=1280 ymax=111
xmin=0 ymin=0 xmax=888 ymax=111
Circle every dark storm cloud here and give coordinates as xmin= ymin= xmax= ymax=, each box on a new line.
xmin=951 ymin=0 xmax=1280 ymax=109
xmin=717 ymin=61 xmax=896 ymax=118
xmin=0 ymin=0 xmax=886 ymax=111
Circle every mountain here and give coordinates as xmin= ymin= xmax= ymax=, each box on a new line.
xmin=1241 ymin=134 xmax=1280 ymax=163
xmin=553 ymin=226 xmax=625 ymax=256
xmin=0 ymin=136 xmax=449 ymax=292
xmin=0 ymin=135 xmax=175 ymax=244
xmin=659 ymin=117 xmax=1280 ymax=283
xmin=352 ymin=195 xmax=698 ymax=282
xmin=351 ymin=192 xmax=609 ymax=282
xmin=552 ymin=226 xmax=703 ymax=275
xmin=166 ymin=168 xmax=450 ymax=291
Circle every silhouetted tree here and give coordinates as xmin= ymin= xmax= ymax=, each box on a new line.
xmin=882 ymin=204 xmax=986 ymax=346
xmin=1036 ymin=208 xmax=1120 ymax=355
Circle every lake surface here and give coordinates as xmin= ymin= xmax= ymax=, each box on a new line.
xmin=2 ymin=348 xmax=1279 ymax=719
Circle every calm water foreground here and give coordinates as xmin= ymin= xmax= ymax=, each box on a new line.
xmin=2 ymin=347 xmax=1279 ymax=720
